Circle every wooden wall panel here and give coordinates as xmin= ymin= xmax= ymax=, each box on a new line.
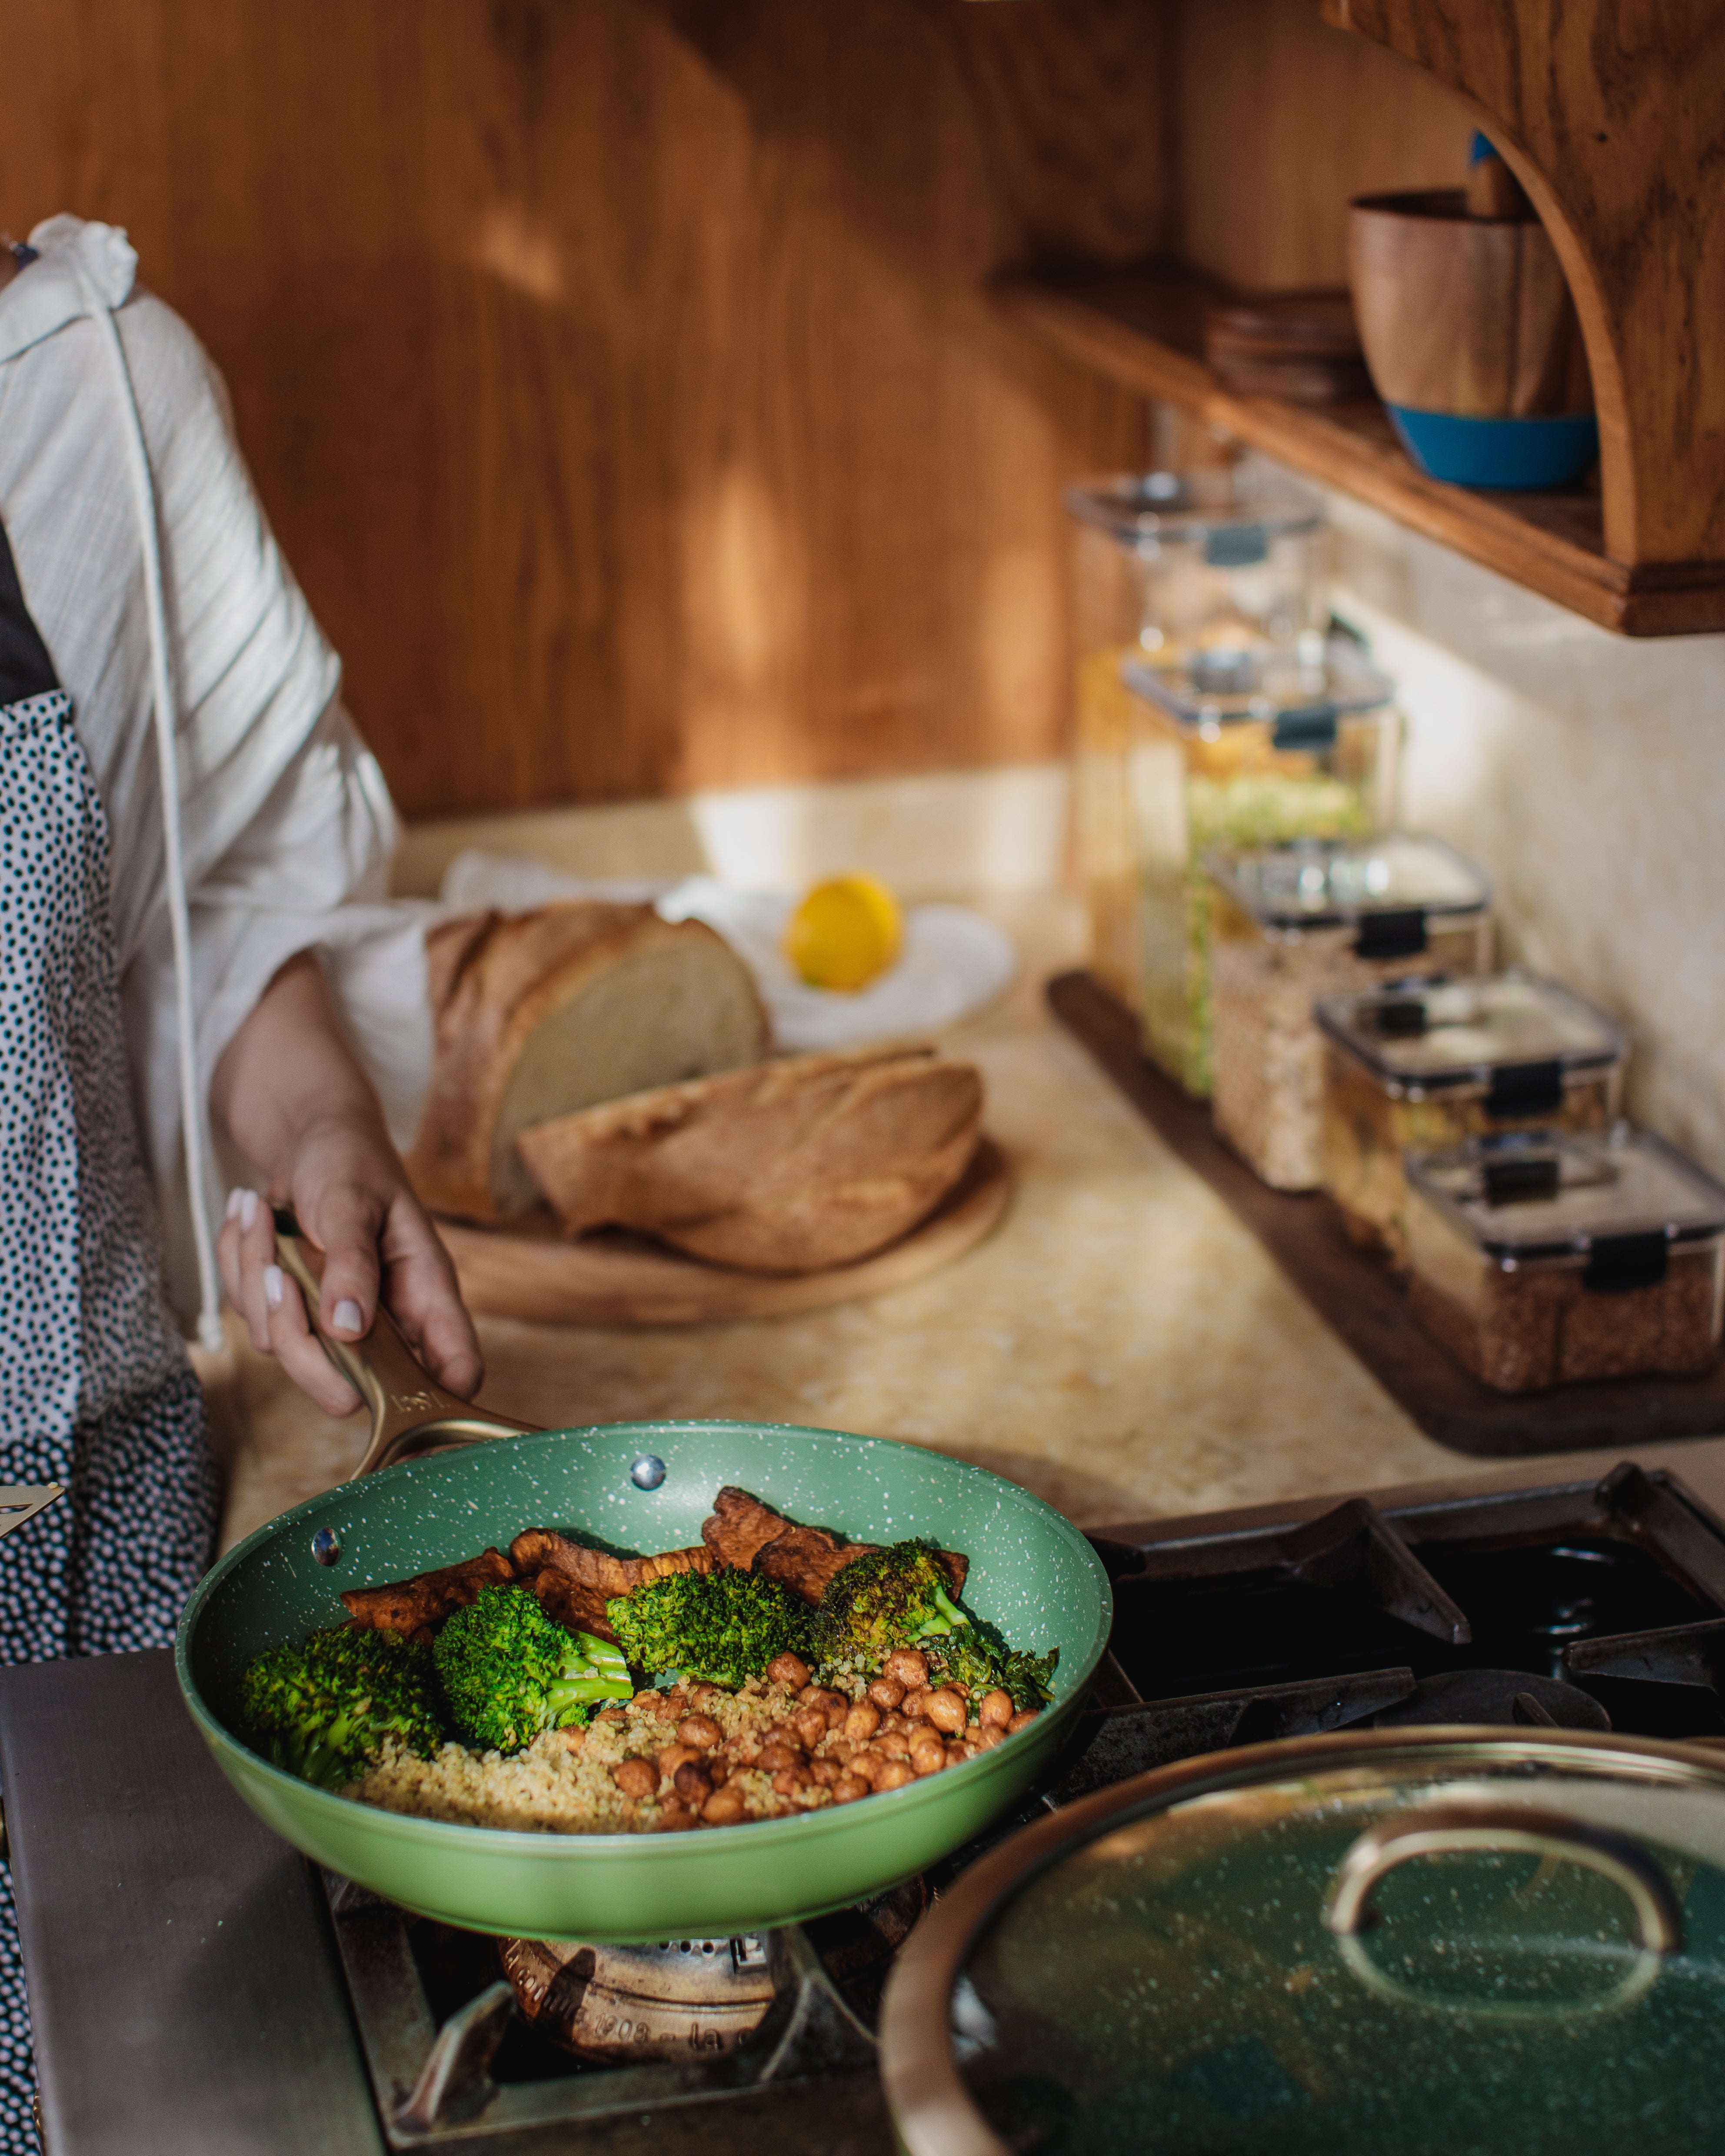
xmin=1172 ymin=0 xmax=1472 ymax=290
xmin=0 ymin=0 xmax=1170 ymax=819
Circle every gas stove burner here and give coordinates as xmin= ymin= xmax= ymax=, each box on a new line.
xmin=1370 ymin=1666 xmax=1611 ymax=1731
xmin=495 ymin=1877 xmax=931 ymax=2066
xmin=497 ymin=1933 xmax=777 ymax=2063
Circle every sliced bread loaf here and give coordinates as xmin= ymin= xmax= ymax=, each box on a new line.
xmin=513 ymin=1046 xmax=984 ymax=1273
xmin=406 ymin=902 xmax=771 ymax=1222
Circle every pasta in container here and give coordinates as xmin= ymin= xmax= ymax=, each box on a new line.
xmin=1314 ymin=972 xmax=1626 ymax=1263
xmin=1209 ymin=834 xmax=1492 ymax=1191
xmin=1066 ymin=465 xmax=1399 ymax=1096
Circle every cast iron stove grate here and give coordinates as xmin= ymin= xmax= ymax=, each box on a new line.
xmin=325 ymin=1460 xmax=1725 ymax=2148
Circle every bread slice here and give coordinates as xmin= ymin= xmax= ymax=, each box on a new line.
xmin=406 ymin=903 xmax=771 ymax=1222
xmin=513 ymin=1047 xmax=984 ymax=1274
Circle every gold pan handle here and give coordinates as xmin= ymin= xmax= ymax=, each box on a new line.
xmin=273 ymin=1207 xmax=539 ymax=1477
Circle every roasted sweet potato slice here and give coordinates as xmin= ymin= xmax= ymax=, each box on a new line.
xmin=751 ymin=1525 xmax=880 ymax=1603
xmin=703 ymin=1487 xmax=968 ymax=1605
xmin=702 ymin=1487 xmax=795 ymax=1570
xmin=531 ymin=1569 xmax=618 ymax=1642
xmin=340 ymin=1547 xmax=516 ymax=1635
xmin=510 ymin=1527 xmax=713 ymax=1601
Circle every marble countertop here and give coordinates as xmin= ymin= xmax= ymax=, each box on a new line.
xmin=203 ymin=892 xmax=1725 ymax=1553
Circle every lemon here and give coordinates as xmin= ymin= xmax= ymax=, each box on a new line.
xmin=782 ymin=874 xmax=903 ymax=992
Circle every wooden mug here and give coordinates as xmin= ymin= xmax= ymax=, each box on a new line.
xmin=1347 ymin=189 xmax=1592 ymax=419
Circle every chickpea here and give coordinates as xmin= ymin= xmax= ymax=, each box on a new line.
xmin=975 ymin=1725 xmax=1007 ymax=1751
xmin=701 ymin=1784 xmax=747 ymax=1826
xmin=1007 ymin=1708 xmax=1040 ymax=1734
xmin=613 ymin=1757 xmax=657 ymax=1800
xmin=884 ymin=1648 xmax=929 ymax=1690
xmin=979 ymin=1690 xmax=1014 ymax=1729
xmin=874 ymin=1759 xmax=916 ymax=1792
xmin=546 ymin=1724 xmax=585 ymax=1753
xmin=944 ymin=1743 xmax=969 ymax=1769
xmin=766 ymin=1652 xmax=812 ymax=1691
xmin=825 ymin=1736 xmax=854 ymax=1766
xmin=817 ymin=1689 xmax=852 ymax=1729
xmin=655 ymin=1801 xmax=696 ymax=1833
xmin=793 ymin=1707 xmax=829 ymax=1751
xmin=757 ymin=1740 xmax=803 ymax=1773
xmin=656 ymin=1742 xmax=696 ymax=1782
xmin=596 ymin=1705 xmax=628 ymax=1725
xmin=832 ymin=1774 xmax=870 ymax=1804
xmin=843 ymin=1701 xmax=882 ymax=1744
xmin=809 ymin=1757 xmax=840 ymax=1787
xmin=867 ymin=1676 xmax=906 ymax=1713
xmin=924 ymin=1689 xmax=967 ymax=1735
xmin=900 ymin=1689 xmax=929 ymax=1722
xmin=632 ymin=1688 xmax=663 ymax=1710
xmin=674 ymin=1760 xmax=715 ymax=1805
xmin=677 ymin=1713 xmax=723 ymax=1751
xmin=772 ymin=1765 xmax=813 ymax=1797
xmin=849 ymin=1749 xmax=886 ymax=1786
xmin=910 ymin=1733 xmax=947 ymax=1777
xmin=876 ymin=1727 xmax=912 ymax=1759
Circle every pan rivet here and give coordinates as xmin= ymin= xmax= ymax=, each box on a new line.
xmin=630 ymin=1455 xmax=667 ymax=1491
xmin=312 ymin=1527 xmax=341 ymax=1567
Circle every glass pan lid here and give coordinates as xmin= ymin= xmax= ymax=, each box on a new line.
xmin=883 ymin=1732 xmax=1725 ymax=2156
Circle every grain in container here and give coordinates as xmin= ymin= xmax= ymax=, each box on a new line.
xmin=1404 ymin=1126 xmax=1725 ymax=1391
xmin=1210 ymin=834 xmax=1492 ymax=1190
xmin=1315 ymin=972 xmax=1626 ymax=1263
xmin=1067 ymin=465 xmax=1396 ymax=1095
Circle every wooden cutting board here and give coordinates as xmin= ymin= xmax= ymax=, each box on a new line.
xmin=437 ymin=1137 xmax=1011 ymax=1328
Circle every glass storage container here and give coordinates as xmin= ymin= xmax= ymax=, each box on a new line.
xmin=1405 ymin=1127 xmax=1725 ymax=1391
xmin=1210 ymin=834 xmax=1492 ymax=1191
xmin=1315 ymin=972 xmax=1627 ymax=1264
xmin=1069 ymin=466 xmax=1398 ymax=1096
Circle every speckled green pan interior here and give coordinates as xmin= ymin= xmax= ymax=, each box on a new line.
xmin=175 ymin=1420 xmax=1112 ymax=1942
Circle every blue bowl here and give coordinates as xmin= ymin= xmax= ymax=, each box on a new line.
xmin=1388 ymin=406 xmax=1598 ymax=490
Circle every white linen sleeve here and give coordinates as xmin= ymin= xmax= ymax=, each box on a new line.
xmin=122 ymin=695 xmax=435 ymax=1330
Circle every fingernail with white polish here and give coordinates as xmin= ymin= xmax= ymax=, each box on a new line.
xmin=226 ymin=1188 xmax=243 ymax=1220
xmin=333 ymin=1298 xmax=363 ymax=1335
xmin=263 ymin=1264 xmax=284 ymax=1311
xmin=238 ymin=1189 xmax=259 ymax=1231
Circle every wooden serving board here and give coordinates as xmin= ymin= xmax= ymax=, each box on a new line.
xmin=437 ymin=1137 xmax=1011 ymax=1328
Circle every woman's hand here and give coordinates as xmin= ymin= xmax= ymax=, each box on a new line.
xmin=212 ymin=950 xmax=482 ymax=1417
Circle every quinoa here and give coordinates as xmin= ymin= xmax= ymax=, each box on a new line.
xmin=339 ymin=1653 xmax=1029 ymax=1833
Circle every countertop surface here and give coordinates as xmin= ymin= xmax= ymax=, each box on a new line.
xmin=205 ymin=892 xmax=1725 ymax=1552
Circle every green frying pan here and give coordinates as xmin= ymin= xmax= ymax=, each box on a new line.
xmin=174 ymin=1220 xmax=1112 ymax=1941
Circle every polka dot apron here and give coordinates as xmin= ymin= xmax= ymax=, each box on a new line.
xmin=0 ymin=519 xmax=218 ymax=2151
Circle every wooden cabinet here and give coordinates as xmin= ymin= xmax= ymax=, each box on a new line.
xmin=1003 ymin=0 xmax=1725 ymax=636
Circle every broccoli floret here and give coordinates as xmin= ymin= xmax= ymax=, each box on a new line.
xmin=606 ymin=1568 xmax=814 ymax=1688
xmin=240 ymin=1625 xmax=446 ymax=1790
xmin=812 ymin=1539 xmax=1057 ymax=1709
xmin=434 ymin=1584 xmax=633 ymax=1752
xmin=924 ymin=1627 xmax=1058 ymax=1712
xmin=810 ymin=1539 xmax=969 ymax=1666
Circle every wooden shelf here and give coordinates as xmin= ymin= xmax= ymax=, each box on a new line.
xmin=1048 ymin=969 xmax=1725 ymax=1460
xmin=998 ymin=260 xmax=1725 ymax=637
